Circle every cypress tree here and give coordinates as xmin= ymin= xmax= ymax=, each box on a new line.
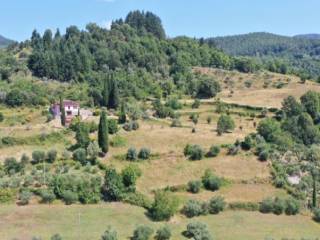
xmin=98 ymin=110 xmax=109 ymax=153
xmin=108 ymin=77 xmax=120 ymax=109
xmin=102 ymin=76 xmax=109 ymax=108
xmin=60 ymin=96 xmax=66 ymax=127
xmin=118 ymin=103 xmax=127 ymax=124
xmin=313 ymin=172 xmax=317 ymax=208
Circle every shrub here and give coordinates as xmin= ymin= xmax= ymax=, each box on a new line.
xmin=101 ymin=226 xmax=118 ymax=240
xmin=259 ymin=197 xmax=274 ymax=213
xmin=155 ymin=225 xmax=171 ymax=240
xmin=61 ymin=190 xmax=78 ymax=205
xmin=132 ymin=225 xmax=154 ymax=240
xmin=190 ymin=113 xmax=199 ymax=125
xmin=19 ymin=190 xmax=32 ymax=205
xmin=32 ymin=150 xmax=46 ymax=164
xmin=217 ymin=114 xmax=235 ymax=135
xmin=228 ymin=202 xmax=259 ymax=211
xmin=183 ymin=199 xmax=205 ymax=218
xmin=258 ymin=150 xmax=269 ymax=161
xmin=47 ymin=149 xmax=58 ymax=163
xmin=171 ymin=119 xmax=182 ymax=128
xmin=185 ymin=222 xmax=213 ymax=240
xmin=50 ymin=234 xmax=62 ymax=240
xmin=241 ymin=135 xmax=254 ymax=150
xmin=0 ymin=112 xmax=4 ymax=122
xmin=313 ymin=208 xmax=320 ymax=222
xmin=138 ymin=148 xmax=151 ymax=160
xmin=123 ymin=121 xmax=140 ymax=131
xmin=0 ymin=188 xmax=16 ymax=203
xmin=206 ymin=145 xmax=220 ymax=158
xmin=4 ymin=157 xmax=23 ymax=174
xmin=206 ymin=116 xmax=212 ymax=124
xmin=202 ymin=170 xmax=222 ymax=191
xmin=40 ymin=189 xmax=56 ymax=204
xmin=208 ymin=196 xmax=226 ymax=214
xmin=284 ymin=198 xmax=300 ymax=215
xmin=187 ymin=180 xmax=202 ymax=194
xmin=192 ymin=99 xmax=201 ymax=109
xmin=122 ymin=192 xmax=152 ymax=209
xmin=72 ymin=148 xmax=87 ymax=165
xmin=108 ymin=119 xmax=119 ymax=134
xmin=184 ymin=144 xmax=204 ymax=161
xmin=227 ymin=144 xmax=239 ymax=156
xmin=121 ymin=164 xmax=142 ymax=189
xmin=126 ymin=147 xmax=138 ymax=161
xmin=20 ymin=154 xmax=30 ymax=165
xmin=165 ymin=96 xmax=182 ymax=110
xmin=272 ymin=197 xmax=285 ymax=215
xmin=149 ymin=191 xmax=179 ymax=221
xmin=102 ymin=168 xmax=125 ymax=201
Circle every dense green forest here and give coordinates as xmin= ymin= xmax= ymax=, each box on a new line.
xmin=210 ymin=32 xmax=320 ymax=79
xmin=1 ymin=11 xmax=320 ymax=108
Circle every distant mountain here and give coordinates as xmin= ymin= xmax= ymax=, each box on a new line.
xmin=207 ymin=32 xmax=320 ymax=78
xmin=294 ymin=34 xmax=320 ymax=40
xmin=0 ymin=35 xmax=14 ymax=48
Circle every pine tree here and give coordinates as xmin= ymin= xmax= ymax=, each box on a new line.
xmin=98 ymin=110 xmax=109 ymax=153
xmin=118 ymin=103 xmax=127 ymax=124
xmin=59 ymin=96 xmax=66 ymax=127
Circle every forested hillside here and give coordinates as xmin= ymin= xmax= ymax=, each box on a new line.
xmin=0 ymin=35 xmax=14 ymax=48
xmin=210 ymin=32 xmax=320 ymax=78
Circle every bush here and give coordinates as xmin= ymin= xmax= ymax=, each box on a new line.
xmin=165 ymin=96 xmax=182 ymax=110
xmin=272 ymin=197 xmax=285 ymax=215
xmin=258 ymin=150 xmax=269 ymax=161
xmin=206 ymin=145 xmax=220 ymax=158
xmin=20 ymin=154 xmax=30 ymax=165
xmin=241 ymin=135 xmax=254 ymax=150
xmin=72 ymin=148 xmax=87 ymax=165
xmin=187 ymin=180 xmax=202 ymax=194
xmin=101 ymin=226 xmax=118 ymax=240
xmin=228 ymin=202 xmax=259 ymax=211
xmin=184 ymin=144 xmax=204 ymax=161
xmin=126 ymin=147 xmax=138 ymax=161
xmin=284 ymin=198 xmax=300 ymax=215
xmin=206 ymin=116 xmax=212 ymax=124
xmin=122 ymin=192 xmax=152 ymax=209
xmin=155 ymin=225 xmax=171 ymax=240
xmin=138 ymin=148 xmax=151 ymax=160
xmin=202 ymin=170 xmax=222 ymax=191
xmin=121 ymin=164 xmax=142 ymax=189
xmin=0 ymin=188 xmax=16 ymax=203
xmin=313 ymin=208 xmax=320 ymax=222
xmin=47 ymin=149 xmax=58 ymax=163
xmin=170 ymin=119 xmax=182 ymax=128
xmin=259 ymin=197 xmax=274 ymax=213
xmin=185 ymin=222 xmax=213 ymax=240
xmin=149 ymin=191 xmax=179 ymax=221
xmin=61 ymin=190 xmax=78 ymax=205
xmin=0 ymin=112 xmax=4 ymax=122
xmin=123 ymin=121 xmax=140 ymax=131
xmin=50 ymin=234 xmax=62 ymax=240
xmin=132 ymin=225 xmax=154 ymax=240
xmin=183 ymin=199 xmax=205 ymax=218
xmin=32 ymin=150 xmax=46 ymax=164
xmin=208 ymin=196 xmax=226 ymax=214
xmin=108 ymin=119 xmax=119 ymax=134
xmin=19 ymin=190 xmax=32 ymax=205
xmin=4 ymin=157 xmax=23 ymax=175
xmin=192 ymin=99 xmax=201 ymax=109
xmin=217 ymin=114 xmax=235 ymax=135
xmin=40 ymin=189 xmax=56 ymax=204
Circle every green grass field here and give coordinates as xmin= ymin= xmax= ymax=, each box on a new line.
xmin=0 ymin=203 xmax=319 ymax=240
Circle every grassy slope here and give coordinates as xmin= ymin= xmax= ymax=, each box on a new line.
xmin=0 ymin=203 xmax=319 ymax=240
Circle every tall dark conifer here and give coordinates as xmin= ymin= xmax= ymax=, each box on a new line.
xmin=59 ymin=96 xmax=66 ymax=127
xmin=102 ymin=76 xmax=109 ymax=108
xmin=118 ymin=103 xmax=127 ymax=124
xmin=98 ymin=110 xmax=109 ymax=153
xmin=108 ymin=75 xmax=120 ymax=109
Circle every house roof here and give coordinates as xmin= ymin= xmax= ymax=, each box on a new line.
xmin=52 ymin=100 xmax=80 ymax=107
